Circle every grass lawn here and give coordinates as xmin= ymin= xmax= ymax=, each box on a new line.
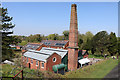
xmin=61 ymin=58 xmax=118 ymax=78
xmin=2 ymin=57 xmax=119 ymax=79
xmin=2 ymin=64 xmax=15 ymax=77
xmin=2 ymin=64 xmax=42 ymax=78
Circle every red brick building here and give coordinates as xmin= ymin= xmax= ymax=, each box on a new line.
xmin=22 ymin=4 xmax=89 ymax=72
xmin=22 ymin=47 xmax=68 ymax=72
xmin=22 ymin=43 xmax=46 ymax=52
xmin=41 ymin=40 xmax=69 ymax=49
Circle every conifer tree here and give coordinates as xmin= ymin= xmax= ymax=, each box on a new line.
xmin=1 ymin=7 xmax=15 ymax=61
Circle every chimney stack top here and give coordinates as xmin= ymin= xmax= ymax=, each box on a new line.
xmin=71 ymin=4 xmax=76 ymax=7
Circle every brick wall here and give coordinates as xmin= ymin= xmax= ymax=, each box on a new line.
xmin=68 ymin=4 xmax=78 ymax=71
xmin=46 ymin=53 xmax=61 ymax=72
xmin=22 ymin=56 xmax=47 ymax=71
xmin=36 ymin=44 xmax=46 ymax=51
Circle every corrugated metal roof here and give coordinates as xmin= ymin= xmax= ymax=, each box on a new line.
xmin=40 ymin=47 xmax=68 ymax=58
xmin=24 ymin=51 xmax=49 ymax=62
xmin=23 ymin=47 xmax=68 ymax=62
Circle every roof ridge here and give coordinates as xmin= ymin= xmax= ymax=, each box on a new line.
xmin=28 ymin=50 xmax=50 ymax=55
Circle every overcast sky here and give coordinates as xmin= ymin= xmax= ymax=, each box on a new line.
xmin=2 ymin=2 xmax=118 ymax=36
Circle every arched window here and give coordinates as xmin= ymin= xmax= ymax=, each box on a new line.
xmin=41 ymin=62 xmax=44 ymax=68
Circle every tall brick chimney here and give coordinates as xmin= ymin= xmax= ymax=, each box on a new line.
xmin=68 ymin=4 xmax=79 ymax=71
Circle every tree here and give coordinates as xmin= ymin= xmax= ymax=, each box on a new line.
xmin=78 ymin=33 xmax=85 ymax=49
xmin=1 ymin=7 xmax=15 ymax=61
xmin=12 ymin=36 xmax=22 ymax=45
xmin=62 ymin=30 xmax=69 ymax=40
xmin=78 ymin=31 xmax=93 ymax=49
xmin=47 ymin=33 xmax=59 ymax=40
xmin=85 ymin=31 xmax=94 ymax=40
xmin=83 ymin=38 xmax=92 ymax=51
xmin=78 ymin=38 xmax=83 ymax=48
xmin=92 ymin=31 xmax=109 ymax=56
xmin=27 ymin=34 xmax=42 ymax=42
xmin=107 ymin=32 xmax=117 ymax=56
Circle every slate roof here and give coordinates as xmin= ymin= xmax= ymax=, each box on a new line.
xmin=23 ymin=47 xmax=68 ymax=62
xmin=41 ymin=40 xmax=68 ymax=47
xmin=23 ymin=43 xmax=43 ymax=50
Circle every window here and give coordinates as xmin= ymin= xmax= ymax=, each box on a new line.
xmin=55 ymin=43 xmax=65 ymax=46
xmin=41 ymin=62 xmax=44 ymax=68
xmin=44 ymin=42 xmax=51 ymax=45
xmin=27 ymin=57 xmax=28 ymax=62
xmin=39 ymin=62 xmax=40 ymax=69
xmin=53 ymin=57 xmax=56 ymax=62
xmin=31 ymin=59 xmax=33 ymax=64
xmin=36 ymin=60 xmax=38 ymax=66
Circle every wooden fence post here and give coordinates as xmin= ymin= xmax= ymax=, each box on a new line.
xmin=21 ymin=70 xmax=23 ymax=80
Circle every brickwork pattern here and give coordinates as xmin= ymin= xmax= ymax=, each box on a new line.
xmin=68 ymin=4 xmax=78 ymax=71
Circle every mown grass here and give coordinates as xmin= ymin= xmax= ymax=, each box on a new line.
xmin=61 ymin=58 xmax=118 ymax=78
xmin=2 ymin=57 xmax=119 ymax=79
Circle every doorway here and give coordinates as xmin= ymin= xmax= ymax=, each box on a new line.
xmin=29 ymin=63 xmax=31 ymax=69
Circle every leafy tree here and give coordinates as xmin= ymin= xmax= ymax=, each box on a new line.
xmin=47 ymin=33 xmax=59 ymax=40
xmin=90 ymin=38 xmax=96 ymax=55
xmin=1 ymin=7 xmax=15 ymax=61
xmin=78 ymin=38 xmax=83 ymax=48
xmin=92 ymin=31 xmax=109 ymax=56
xmin=85 ymin=31 xmax=94 ymax=40
xmin=78 ymin=31 xmax=93 ymax=49
xmin=12 ymin=36 xmax=22 ymax=45
xmin=62 ymin=30 xmax=69 ymax=40
xmin=83 ymin=38 xmax=91 ymax=51
xmin=107 ymin=32 xmax=117 ymax=56
xmin=27 ymin=34 xmax=42 ymax=42
xmin=58 ymin=35 xmax=64 ymax=40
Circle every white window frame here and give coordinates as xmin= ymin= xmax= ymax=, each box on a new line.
xmin=36 ymin=60 xmax=38 ymax=66
xmin=41 ymin=62 xmax=44 ymax=68
xmin=31 ymin=59 xmax=33 ymax=64
xmin=53 ymin=57 xmax=57 ymax=62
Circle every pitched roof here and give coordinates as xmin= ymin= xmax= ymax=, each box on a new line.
xmin=82 ymin=50 xmax=87 ymax=55
xmin=41 ymin=40 xmax=68 ymax=47
xmin=23 ymin=43 xmax=43 ymax=50
xmin=23 ymin=47 xmax=68 ymax=62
